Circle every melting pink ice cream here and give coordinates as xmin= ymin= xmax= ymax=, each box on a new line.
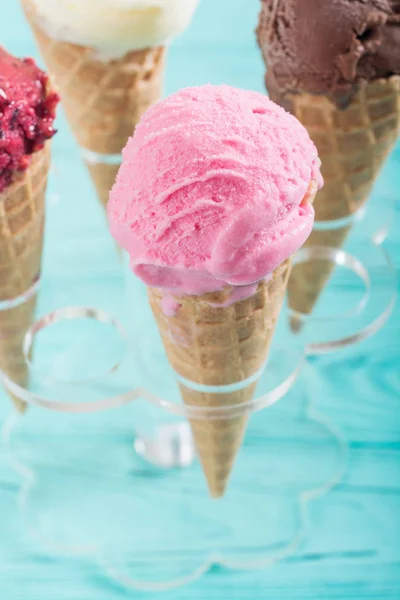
xmin=108 ymin=85 xmax=322 ymax=302
xmin=161 ymin=295 xmax=181 ymax=317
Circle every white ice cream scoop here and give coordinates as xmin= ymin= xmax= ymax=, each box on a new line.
xmin=29 ymin=0 xmax=199 ymax=59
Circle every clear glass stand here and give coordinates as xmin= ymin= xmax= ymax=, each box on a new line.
xmin=287 ymin=191 xmax=396 ymax=354
xmin=0 ymin=183 xmax=396 ymax=591
xmin=290 ymin=239 xmax=396 ymax=354
xmin=1 ymin=374 xmax=346 ymax=591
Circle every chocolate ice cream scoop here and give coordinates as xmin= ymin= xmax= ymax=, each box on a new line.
xmin=257 ymin=0 xmax=400 ymax=107
xmin=0 ymin=47 xmax=59 ymax=191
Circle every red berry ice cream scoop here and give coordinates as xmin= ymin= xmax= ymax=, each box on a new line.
xmin=0 ymin=46 xmax=58 ymax=191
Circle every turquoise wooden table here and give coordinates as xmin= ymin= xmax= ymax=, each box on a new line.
xmin=1 ymin=1 xmax=400 ymax=598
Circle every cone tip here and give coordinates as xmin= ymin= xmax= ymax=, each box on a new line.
xmin=11 ymin=394 xmax=27 ymax=414
xmin=205 ymin=474 xmax=231 ymax=499
xmin=289 ymin=315 xmax=304 ymax=333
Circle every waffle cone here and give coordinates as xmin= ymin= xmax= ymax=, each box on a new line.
xmin=279 ymin=77 xmax=400 ymax=326
xmin=0 ymin=146 xmax=51 ymax=412
xmin=85 ymin=162 xmax=121 ymax=213
xmin=148 ymin=260 xmax=292 ymax=498
xmin=22 ymin=0 xmax=165 ymax=211
xmin=288 ymin=225 xmax=351 ymax=331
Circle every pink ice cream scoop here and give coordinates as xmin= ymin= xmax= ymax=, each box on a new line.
xmin=108 ymin=84 xmax=322 ymax=295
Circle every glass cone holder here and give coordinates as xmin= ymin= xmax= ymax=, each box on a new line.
xmin=0 ymin=174 xmax=396 ymax=591
xmin=286 ymin=191 xmax=397 ymax=354
xmin=0 ymin=232 xmax=395 ymax=591
xmin=1 ymin=372 xmax=347 ymax=591
xmin=0 ymin=258 xmax=308 ymax=591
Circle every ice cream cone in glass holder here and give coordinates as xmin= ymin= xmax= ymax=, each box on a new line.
xmin=0 ymin=46 xmax=59 ymax=414
xmin=287 ymin=186 xmax=397 ymax=352
xmin=21 ymin=0 xmax=199 ymax=218
xmin=0 ymin=278 xmax=340 ymax=591
xmin=1 ymin=78 xmax=398 ymax=590
xmin=0 ymin=233 xmax=396 ymax=591
xmin=257 ymin=2 xmax=400 ymax=330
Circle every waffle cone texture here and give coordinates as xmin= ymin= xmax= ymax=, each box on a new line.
xmin=22 ymin=0 xmax=165 ymax=211
xmin=0 ymin=145 xmax=51 ymax=412
xmin=148 ymin=260 xmax=292 ymax=498
xmin=282 ymin=77 xmax=400 ymax=327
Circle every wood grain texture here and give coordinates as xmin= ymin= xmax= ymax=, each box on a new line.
xmin=1 ymin=0 xmax=400 ymax=598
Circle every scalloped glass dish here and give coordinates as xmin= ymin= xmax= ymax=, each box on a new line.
xmin=1 ymin=379 xmax=347 ymax=592
xmin=0 ymin=164 xmax=397 ymax=591
xmin=290 ymin=239 xmax=396 ymax=354
xmin=0 ymin=236 xmax=395 ymax=591
xmin=284 ymin=191 xmax=397 ymax=354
